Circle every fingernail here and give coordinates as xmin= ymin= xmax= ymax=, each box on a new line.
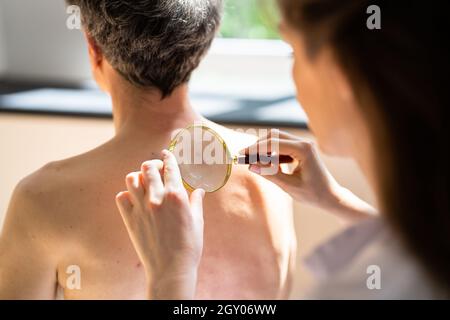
xmin=199 ymin=189 xmax=206 ymax=198
xmin=133 ymin=176 xmax=140 ymax=188
xmin=249 ymin=164 xmax=261 ymax=175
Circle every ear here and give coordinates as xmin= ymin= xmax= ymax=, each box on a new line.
xmin=84 ymin=31 xmax=109 ymax=92
xmin=84 ymin=31 xmax=103 ymax=69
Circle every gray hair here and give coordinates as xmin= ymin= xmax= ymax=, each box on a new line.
xmin=68 ymin=0 xmax=223 ymax=97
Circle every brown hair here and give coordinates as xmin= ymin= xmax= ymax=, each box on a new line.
xmin=279 ymin=0 xmax=449 ymax=292
xmin=67 ymin=0 xmax=223 ymax=97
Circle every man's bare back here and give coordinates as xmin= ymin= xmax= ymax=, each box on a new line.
xmin=0 ymin=119 xmax=295 ymax=299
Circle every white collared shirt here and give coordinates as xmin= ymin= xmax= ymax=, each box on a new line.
xmin=303 ymin=218 xmax=447 ymax=299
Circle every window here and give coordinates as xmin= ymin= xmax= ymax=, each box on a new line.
xmin=220 ymin=0 xmax=281 ymax=40
xmin=191 ymin=0 xmax=296 ymax=114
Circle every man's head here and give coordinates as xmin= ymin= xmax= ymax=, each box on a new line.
xmin=68 ymin=0 xmax=223 ymax=97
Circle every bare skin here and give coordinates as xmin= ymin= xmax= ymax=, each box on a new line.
xmin=0 ymin=44 xmax=295 ymax=299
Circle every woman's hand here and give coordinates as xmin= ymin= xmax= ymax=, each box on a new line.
xmin=115 ymin=150 xmax=205 ymax=300
xmin=242 ymin=129 xmax=377 ymax=221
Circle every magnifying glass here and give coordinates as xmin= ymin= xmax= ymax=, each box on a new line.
xmin=168 ymin=124 xmax=294 ymax=193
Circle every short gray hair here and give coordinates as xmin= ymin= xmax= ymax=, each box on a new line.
xmin=68 ymin=0 xmax=223 ymax=97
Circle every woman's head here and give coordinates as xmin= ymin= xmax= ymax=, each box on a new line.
xmin=279 ymin=0 xmax=449 ymax=291
xmin=67 ymin=0 xmax=222 ymax=97
xmin=279 ymin=24 xmax=368 ymax=157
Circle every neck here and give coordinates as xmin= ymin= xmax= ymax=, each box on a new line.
xmin=110 ymin=81 xmax=201 ymax=140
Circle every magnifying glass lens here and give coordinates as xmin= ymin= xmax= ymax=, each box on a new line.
xmin=170 ymin=126 xmax=231 ymax=193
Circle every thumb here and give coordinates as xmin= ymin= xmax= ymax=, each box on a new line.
xmin=190 ymin=188 xmax=206 ymax=220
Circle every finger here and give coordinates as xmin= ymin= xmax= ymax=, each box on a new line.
xmin=242 ymin=138 xmax=310 ymax=161
xmin=115 ymin=191 xmax=136 ymax=236
xmin=141 ymin=160 xmax=165 ymax=204
xmin=239 ymin=129 xmax=300 ymax=154
xmin=125 ymin=171 xmax=145 ymax=204
xmin=161 ymin=149 xmax=184 ymax=190
xmin=248 ymin=163 xmax=273 ymax=173
xmin=116 ymin=191 xmax=133 ymax=213
xmin=189 ymin=188 xmax=206 ymax=221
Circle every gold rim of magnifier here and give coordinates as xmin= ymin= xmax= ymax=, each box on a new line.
xmin=168 ymin=124 xmax=233 ymax=193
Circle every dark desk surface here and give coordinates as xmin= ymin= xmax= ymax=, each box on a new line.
xmin=0 ymin=79 xmax=308 ymax=129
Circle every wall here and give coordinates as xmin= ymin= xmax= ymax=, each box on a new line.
xmin=0 ymin=0 xmax=90 ymax=81
xmin=0 ymin=2 xmax=7 ymax=75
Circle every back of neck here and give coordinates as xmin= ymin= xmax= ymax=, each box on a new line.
xmin=111 ymin=83 xmax=201 ymax=140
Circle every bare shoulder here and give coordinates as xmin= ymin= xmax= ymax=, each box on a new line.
xmin=17 ymin=152 xmax=86 ymax=198
xmin=8 ymin=161 xmax=76 ymax=230
xmin=17 ymin=139 xmax=114 ymax=199
xmin=0 ymin=164 xmax=64 ymax=269
xmin=5 ymin=144 xmax=108 ymax=236
xmin=19 ymin=161 xmax=69 ymax=195
xmin=0 ymin=159 xmax=88 ymax=298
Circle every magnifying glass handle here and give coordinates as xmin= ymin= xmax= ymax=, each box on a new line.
xmin=235 ymin=154 xmax=294 ymax=165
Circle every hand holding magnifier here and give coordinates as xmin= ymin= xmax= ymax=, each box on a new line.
xmin=169 ymin=125 xmax=293 ymax=193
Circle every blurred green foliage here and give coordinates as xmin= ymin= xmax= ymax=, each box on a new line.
xmin=219 ymin=0 xmax=281 ymax=39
